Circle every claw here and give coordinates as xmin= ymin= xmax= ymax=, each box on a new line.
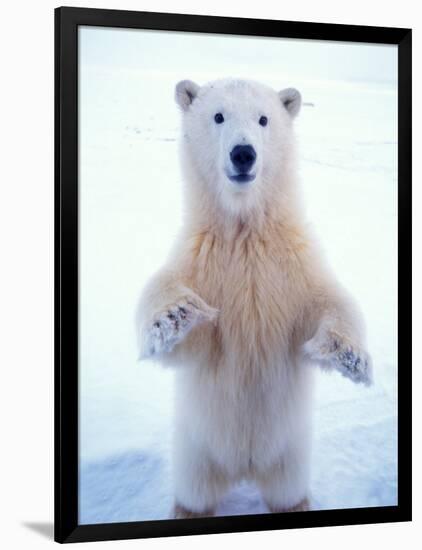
xmin=140 ymin=297 xmax=216 ymax=358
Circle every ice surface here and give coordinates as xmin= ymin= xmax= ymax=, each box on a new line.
xmin=78 ymin=36 xmax=398 ymax=524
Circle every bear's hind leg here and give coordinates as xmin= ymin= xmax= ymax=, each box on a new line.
xmin=172 ymin=443 xmax=231 ymax=519
xmin=173 ymin=503 xmax=215 ymax=519
xmin=267 ymin=497 xmax=310 ymax=514
xmin=256 ymin=442 xmax=311 ymax=514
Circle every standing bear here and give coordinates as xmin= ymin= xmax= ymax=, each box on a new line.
xmin=137 ymin=78 xmax=372 ymax=518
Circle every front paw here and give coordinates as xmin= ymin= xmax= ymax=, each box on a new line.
xmin=334 ymin=343 xmax=373 ymax=386
xmin=139 ymin=298 xmax=218 ymax=359
xmin=303 ymin=330 xmax=373 ymax=386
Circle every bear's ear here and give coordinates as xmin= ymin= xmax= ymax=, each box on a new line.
xmin=175 ymin=80 xmax=200 ymax=111
xmin=279 ymin=88 xmax=302 ymax=118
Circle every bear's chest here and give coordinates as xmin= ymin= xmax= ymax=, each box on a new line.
xmin=189 ymin=230 xmax=308 ymax=363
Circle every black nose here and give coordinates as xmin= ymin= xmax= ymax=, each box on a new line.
xmin=230 ymin=145 xmax=257 ymax=173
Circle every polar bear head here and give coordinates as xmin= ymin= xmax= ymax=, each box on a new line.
xmin=175 ymin=78 xmax=301 ymax=218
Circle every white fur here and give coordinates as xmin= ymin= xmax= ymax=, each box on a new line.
xmin=136 ymin=78 xmax=372 ymax=516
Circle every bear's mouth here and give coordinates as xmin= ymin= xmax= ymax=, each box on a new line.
xmin=227 ymin=173 xmax=256 ymax=184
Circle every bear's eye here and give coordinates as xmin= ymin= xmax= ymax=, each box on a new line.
xmin=214 ymin=113 xmax=224 ymax=124
xmin=259 ymin=116 xmax=268 ymax=127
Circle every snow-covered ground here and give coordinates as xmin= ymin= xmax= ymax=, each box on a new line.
xmin=78 ymin=29 xmax=398 ymax=524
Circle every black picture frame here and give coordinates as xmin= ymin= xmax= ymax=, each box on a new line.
xmin=55 ymin=6 xmax=412 ymax=544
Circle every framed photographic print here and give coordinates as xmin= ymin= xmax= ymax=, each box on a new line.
xmin=55 ymin=6 xmax=412 ymax=544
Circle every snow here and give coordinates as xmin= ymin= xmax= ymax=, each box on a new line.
xmin=78 ymin=28 xmax=398 ymax=524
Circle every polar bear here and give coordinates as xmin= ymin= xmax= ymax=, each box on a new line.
xmin=136 ymin=78 xmax=372 ymax=518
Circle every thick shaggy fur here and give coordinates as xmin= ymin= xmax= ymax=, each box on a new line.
xmin=137 ymin=78 xmax=372 ymax=517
